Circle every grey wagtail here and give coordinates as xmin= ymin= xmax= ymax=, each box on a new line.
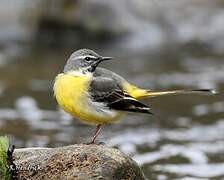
xmin=54 ymin=49 xmax=215 ymax=144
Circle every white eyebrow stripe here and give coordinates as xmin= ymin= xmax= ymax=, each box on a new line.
xmin=73 ymin=55 xmax=97 ymax=60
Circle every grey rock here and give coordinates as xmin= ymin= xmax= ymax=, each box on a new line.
xmin=14 ymin=144 xmax=145 ymax=180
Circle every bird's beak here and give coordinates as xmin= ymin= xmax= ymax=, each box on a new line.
xmin=100 ymin=56 xmax=113 ymax=62
xmin=88 ymin=56 xmax=113 ymax=72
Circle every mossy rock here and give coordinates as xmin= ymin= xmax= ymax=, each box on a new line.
xmin=14 ymin=144 xmax=145 ymax=180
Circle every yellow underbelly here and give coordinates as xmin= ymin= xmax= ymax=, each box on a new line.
xmin=54 ymin=73 xmax=123 ymax=124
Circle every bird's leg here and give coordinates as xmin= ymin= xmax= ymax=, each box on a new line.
xmin=89 ymin=124 xmax=103 ymax=144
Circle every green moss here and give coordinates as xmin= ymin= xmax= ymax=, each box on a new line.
xmin=0 ymin=136 xmax=12 ymax=180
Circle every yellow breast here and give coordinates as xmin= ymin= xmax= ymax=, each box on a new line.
xmin=54 ymin=73 xmax=90 ymax=116
xmin=54 ymin=73 xmax=122 ymax=124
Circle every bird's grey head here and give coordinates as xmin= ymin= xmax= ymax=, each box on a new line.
xmin=64 ymin=49 xmax=112 ymax=73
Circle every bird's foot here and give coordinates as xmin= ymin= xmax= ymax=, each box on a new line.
xmin=83 ymin=141 xmax=105 ymax=145
xmin=83 ymin=141 xmax=94 ymax=145
xmin=97 ymin=141 xmax=105 ymax=145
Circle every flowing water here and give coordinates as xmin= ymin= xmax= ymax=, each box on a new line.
xmin=0 ymin=0 xmax=224 ymax=179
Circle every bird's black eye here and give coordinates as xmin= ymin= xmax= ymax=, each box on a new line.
xmin=85 ymin=57 xmax=91 ymax=61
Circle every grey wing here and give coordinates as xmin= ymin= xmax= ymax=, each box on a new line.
xmin=93 ymin=68 xmax=127 ymax=86
xmin=89 ymin=77 xmax=152 ymax=114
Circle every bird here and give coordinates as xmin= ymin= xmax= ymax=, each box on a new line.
xmin=53 ymin=49 xmax=215 ymax=144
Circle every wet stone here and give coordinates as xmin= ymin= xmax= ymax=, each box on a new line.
xmin=13 ymin=144 xmax=145 ymax=180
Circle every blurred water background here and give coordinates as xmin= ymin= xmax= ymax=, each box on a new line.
xmin=0 ymin=0 xmax=224 ymax=179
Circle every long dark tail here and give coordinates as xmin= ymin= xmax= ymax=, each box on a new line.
xmin=143 ymin=89 xmax=217 ymax=98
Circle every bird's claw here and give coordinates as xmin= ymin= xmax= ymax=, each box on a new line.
xmin=83 ymin=141 xmax=105 ymax=145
